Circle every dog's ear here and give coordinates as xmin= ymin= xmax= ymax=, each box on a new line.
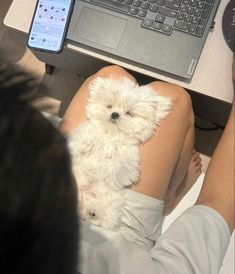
xmin=89 ymin=77 xmax=109 ymax=98
xmin=137 ymin=85 xmax=172 ymax=125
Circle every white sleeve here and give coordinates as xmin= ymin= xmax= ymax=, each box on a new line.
xmin=150 ymin=205 xmax=231 ymax=274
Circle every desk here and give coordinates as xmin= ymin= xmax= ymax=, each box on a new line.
xmin=4 ymin=0 xmax=234 ymax=125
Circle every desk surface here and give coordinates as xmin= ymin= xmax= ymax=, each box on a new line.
xmin=3 ymin=0 xmax=234 ymax=103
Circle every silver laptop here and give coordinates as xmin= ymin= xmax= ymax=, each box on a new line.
xmin=67 ymin=0 xmax=220 ymax=80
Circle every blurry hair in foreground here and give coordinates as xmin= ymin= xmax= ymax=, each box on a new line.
xmin=0 ymin=62 xmax=79 ymax=274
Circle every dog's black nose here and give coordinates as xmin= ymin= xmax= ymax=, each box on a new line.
xmin=111 ymin=112 xmax=120 ymax=120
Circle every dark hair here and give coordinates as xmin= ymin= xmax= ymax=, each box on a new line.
xmin=0 ymin=63 xmax=79 ymax=274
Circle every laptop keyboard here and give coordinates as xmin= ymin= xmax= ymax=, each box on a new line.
xmin=82 ymin=0 xmax=215 ymax=37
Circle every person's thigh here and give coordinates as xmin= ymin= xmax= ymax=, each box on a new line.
xmin=131 ymin=81 xmax=194 ymax=200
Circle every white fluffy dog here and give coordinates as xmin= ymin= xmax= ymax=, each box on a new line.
xmin=68 ymin=77 xmax=172 ymax=229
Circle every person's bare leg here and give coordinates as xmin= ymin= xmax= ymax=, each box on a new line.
xmin=60 ymin=66 xmax=195 ymax=204
xmin=131 ymin=81 xmax=195 ymax=201
xmin=164 ymin=150 xmax=202 ymax=215
xmin=196 ymin=100 xmax=234 ymax=233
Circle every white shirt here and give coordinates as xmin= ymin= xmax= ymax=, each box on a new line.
xmin=78 ymin=206 xmax=230 ymax=274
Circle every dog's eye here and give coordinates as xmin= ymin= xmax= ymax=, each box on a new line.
xmin=126 ymin=111 xmax=134 ymax=117
xmin=107 ymin=105 xmax=112 ymax=109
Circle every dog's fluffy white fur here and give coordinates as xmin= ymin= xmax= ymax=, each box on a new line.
xmin=68 ymin=77 xmax=172 ymax=229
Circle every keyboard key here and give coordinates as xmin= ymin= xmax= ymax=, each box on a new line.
xmin=153 ymin=22 xmax=162 ymax=29
xmin=165 ymin=0 xmax=180 ymax=10
xmin=148 ymin=0 xmax=156 ymax=3
xmin=201 ymin=3 xmax=211 ymax=19
xmin=179 ymin=4 xmax=187 ymax=12
xmin=194 ymin=8 xmax=202 ymax=17
xmin=158 ymin=6 xmax=177 ymax=17
xmin=162 ymin=23 xmax=172 ymax=33
xmin=90 ymin=0 xmax=130 ymax=12
xmin=133 ymin=0 xmax=141 ymax=7
xmin=124 ymin=0 xmax=133 ymax=4
xmin=173 ymin=0 xmax=181 ymax=5
xmin=141 ymin=2 xmax=150 ymax=9
xmin=187 ymin=6 xmax=194 ymax=14
xmin=188 ymin=24 xmax=196 ymax=32
xmin=149 ymin=4 xmax=159 ymax=12
xmin=156 ymin=0 xmax=165 ymax=6
xmin=174 ymin=19 xmax=188 ymax=30
xmin=191 ymin=16 xmax=199 ymax=24
xmin=138 ymin=9 xmax=147 ymax=17
xmin=155 ymin=13 xmax=165 ymax=22
xmin=184 ymin=14 xmax=191 ymax=22
xmin=197 ymin=1 xmax=204 ymax=9
xmin=130 ymin=6 xmax=139 ymax=14
xmin=177 ymin=12 xmax=184 ymax=20
xmin=198 ymin=18 xmax=206 ymax=26
xmin=189 ymin=0 xmax=196 ymax=7
xmin=195 ymin=25 xmax=204 ymax=35
xmin=143 ymin=18 xmax=154 ymax=26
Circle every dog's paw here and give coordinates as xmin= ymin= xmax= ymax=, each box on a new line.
xmin=80 ymin=193 xmax=124 ymax=230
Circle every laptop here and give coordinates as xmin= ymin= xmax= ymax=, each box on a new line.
xmin=67 ymin=0 xmax=220 ymax=80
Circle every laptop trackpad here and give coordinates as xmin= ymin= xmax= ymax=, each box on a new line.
xmin=73 ymin=8 xmax=127 ymax=49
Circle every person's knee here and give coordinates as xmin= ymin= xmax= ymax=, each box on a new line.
xmin=149 ymin=81 xmax=194 ymax=123
xmin=96 ymin=65 xmax=126 ymax=77
xmin=92 ymin=65 xmax=137 ymax=82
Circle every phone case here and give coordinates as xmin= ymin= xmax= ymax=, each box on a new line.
xmin=27 ymin=0 xmax=75 ymax=54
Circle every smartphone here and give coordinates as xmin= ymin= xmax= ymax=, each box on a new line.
xmin=27 ymin=0 xmax=74 ymax=53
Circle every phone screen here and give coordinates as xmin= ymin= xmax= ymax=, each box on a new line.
xmin=28 ymin=0 xmax=73 ymax=53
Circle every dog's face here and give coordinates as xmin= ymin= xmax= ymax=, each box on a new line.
xmin=86 ymin=77 xmax=171 ymax=142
